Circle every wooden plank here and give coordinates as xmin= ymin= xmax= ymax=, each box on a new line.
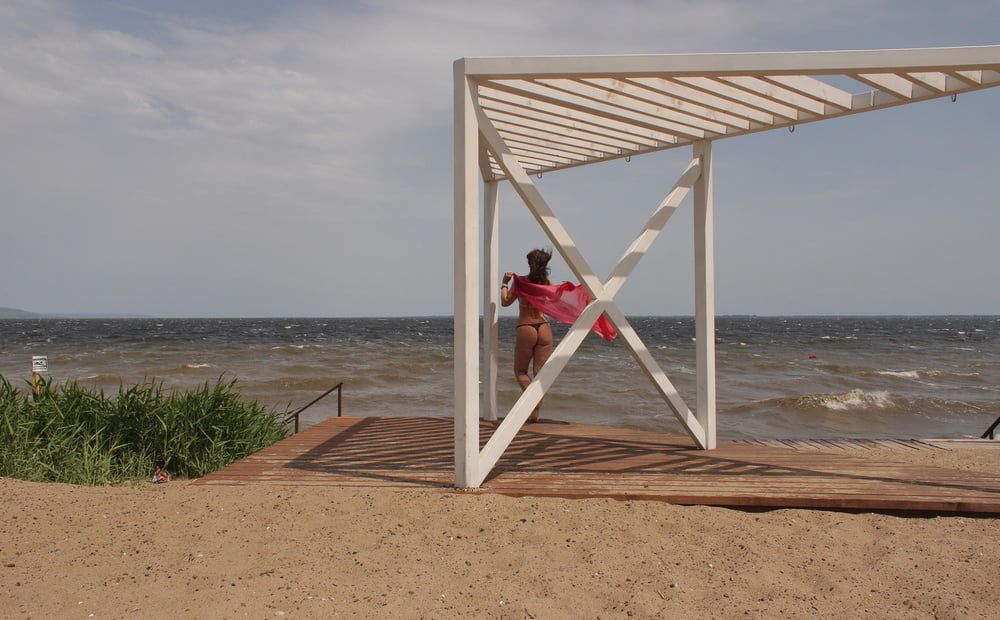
xmin=490 ymin=78 xmax=712 ymax=140
xmin=539 ymin=77 xmax=731 ymax=134
xmin=718 ymin=76 xmax=831 ymax=115
xmin=759 ymin=75 xmax=854 ymax=110
xmin=671 ymin=77 xmax=802 ymax=121
xmin=479 ymin=86 xmax=678 ymax=145
xmin=479 ymin=97 xmax=659 ymax=149
xmin=493 ymin=122 xmax=619 ymax=157
xmin=501 ymin=135 xmax=597 ymax=161
xmin=195 ymin=417 xmax=1000 ymax=514
xmin=482 ymin=81 xmax=693 ymax=142
xmin=626 ymin=77 xmax=775 ymax=125
xmin=581 ymin=77 xmax=755 ymax=129
xmin=852 ymin=73 xmax=927 ymax=99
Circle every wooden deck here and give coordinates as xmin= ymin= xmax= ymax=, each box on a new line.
xmin=196 ymin=417 xmax=1000 ymax=514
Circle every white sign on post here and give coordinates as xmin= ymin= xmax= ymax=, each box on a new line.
xmin=32 ymin=355 xmax=48 ymax=373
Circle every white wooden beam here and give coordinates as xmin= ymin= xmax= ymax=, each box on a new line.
xmin=947 ymin=70 xmax=982 ymax=86
xmin=718 ymin=76 xmax=829 ymax=115
xmin=507 ymin=147 xmax=577 ymax=167
xmin=479 ymin=88 xmax=674 ymax=146
xmin=483 ymin=180 xmax=499 ymax=422
xmin=602 ymin=304 xmax=706 ymax=447
xmin=671 ymin=77 xmax=802 ymax=121
xmin=484 ymin=79 xmax=703 ymax=141
xmin=453 ymin=61 xmax=480 ymax=487
xmin=492 ymin=121 xmax=620 ymax=156
xmin=583 ymin=77 xmax=755 ymax=130
xmin=523 ymin=78 xmax=715 ymax=139
xmin=847 ymin=71 xmax=1000 ymax=114
xmin=603 ymin=158 xmax=701 ymax=299
xmin=476 ymin=106 xmax=606 ymax=296
xmin=462 ymin=45 xmax=1000 ymax=79
xmin=504 ymin=139 xmax=590 ymax=163
xmin=904 ymin=71 xmax=963 ymax=93
xmin=692 ymin=140 xmax=717 ymax=450
xmin=478 ymin=135 xmax=494 ymax=182
xmin=759 ymin=75 xmax=854 ymax=110
xmin=852 ymin=73 xmax=928 ymax=99
xmin=475 ymin=300 xmax=608 ymax=485
xmin=493 ymin=131 xmax=618 ymax=159
xmin=903 ymin=71 xmax=944 ymax=92
xmin=479 ymin=96 xmax=659 ymax=149
xmin=627 ymin=77 xmax=775 ymax=125
xmin=538 ymin=78 xmax=731 ymax=134
xmin=507 ymin=151 xmax=566 ymax=170
xmin=482 ymin=68 xmax=999 ymax=178
xmin=850 ymin=89 xmax=900 ymax=109
xmin=488 ymin=113 xmax=642 ymax=153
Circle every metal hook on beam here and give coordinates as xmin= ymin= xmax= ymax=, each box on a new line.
xmin=536 ymin=172 xmax=543 ymax=179
xmin=788 ymin=125 xmax=795 ymax=133
xmin=951 ymin=93 xmax=958 ymax=103
xmin=625 ymin=155 xmax=631 ymax=162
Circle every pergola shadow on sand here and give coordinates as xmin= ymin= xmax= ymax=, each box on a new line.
xmin=454 ymin=46 xmax=1000 ymax=489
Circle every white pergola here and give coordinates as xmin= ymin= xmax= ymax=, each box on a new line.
xmin=454 ymin=45 xmax=1000 ymax=488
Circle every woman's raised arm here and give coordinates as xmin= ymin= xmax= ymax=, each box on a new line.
xmin=500 ymin=271 xmax=516 ymax=307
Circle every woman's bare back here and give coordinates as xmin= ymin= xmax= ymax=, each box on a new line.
xmin=515 ymin=298 xmax=547 ymax=326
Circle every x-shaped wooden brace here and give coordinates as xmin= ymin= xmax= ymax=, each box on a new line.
xmin=475 ymin=104 xmax=708 ymax=486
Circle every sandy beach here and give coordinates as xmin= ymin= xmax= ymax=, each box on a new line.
xmin=2 ymin=446 xmax=997 ymax=619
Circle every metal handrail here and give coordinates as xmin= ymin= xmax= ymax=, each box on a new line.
xmin=284 ymin=382 xmax=343 ymax=434
xmin=982 ymin=415 xmax=1000 ymax=440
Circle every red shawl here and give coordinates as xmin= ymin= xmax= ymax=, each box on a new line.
xmin=511 ymin=275 xmax=617 ymax=341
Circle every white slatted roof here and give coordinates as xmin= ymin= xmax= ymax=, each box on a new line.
xmin=463 ymin=46 xmax=1000 ymax=180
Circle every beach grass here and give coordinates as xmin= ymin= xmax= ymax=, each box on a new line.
xmin=0 ymin=376 xmax=288 ymax=485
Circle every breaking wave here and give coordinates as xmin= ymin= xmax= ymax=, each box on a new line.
xmin=737 ymin=390 xmax=987 ymax=417
xmin=872 ymin=370 xmax=920 ymax=379
xmin=739 ymin=389 xmax=895 ymax=412
xmin=860 ymin=369 xmax=982 ymax=381
xmin=789 ymin=389 xmax=895 ymax=411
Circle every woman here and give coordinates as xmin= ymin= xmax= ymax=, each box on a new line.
xmin=501 ymin=249 xmax=554 ymax=423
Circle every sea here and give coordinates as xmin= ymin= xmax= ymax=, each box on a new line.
xmin=1 ymin=317 xmax=998 ymax=440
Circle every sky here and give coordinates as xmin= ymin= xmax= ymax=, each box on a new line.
xmin=1 ymin=0 xmax=998 ymax=317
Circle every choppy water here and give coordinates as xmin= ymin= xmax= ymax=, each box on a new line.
xmin=1 ymin=317 xmax=997 ymax=439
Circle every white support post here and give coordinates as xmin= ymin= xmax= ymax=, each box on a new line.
xmin=454 ymin=62 xmax=480 ymax=487
xmin=483 ymin=180 xmax=500 ymax=421
xmin=692 ymin=140 xmax=717 ymax=450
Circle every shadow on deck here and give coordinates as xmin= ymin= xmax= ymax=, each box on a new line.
xmin=196 ymin=416 xmax=1000 ymax=514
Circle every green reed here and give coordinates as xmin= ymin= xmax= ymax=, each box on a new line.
xmin=0 ymin=375 xmax=288 ymax=485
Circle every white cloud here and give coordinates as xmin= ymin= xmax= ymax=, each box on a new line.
xmin=1 ymin=0 xmax=997 ymax=315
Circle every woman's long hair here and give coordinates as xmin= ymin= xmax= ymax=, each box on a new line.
xmin=526 ymin=248 xmax=552 ymax=285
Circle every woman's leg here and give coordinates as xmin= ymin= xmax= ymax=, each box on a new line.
xmin=513 ymin=325 xmax=538 ymax=396
xmin=528 ymin=324 xmax=554 ymax=422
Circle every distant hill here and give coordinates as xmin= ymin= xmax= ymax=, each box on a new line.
xmin=0 ymin=307 xmax=43 ymax=319
xmin=0 ymin=307 xmax=148 ymax=319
